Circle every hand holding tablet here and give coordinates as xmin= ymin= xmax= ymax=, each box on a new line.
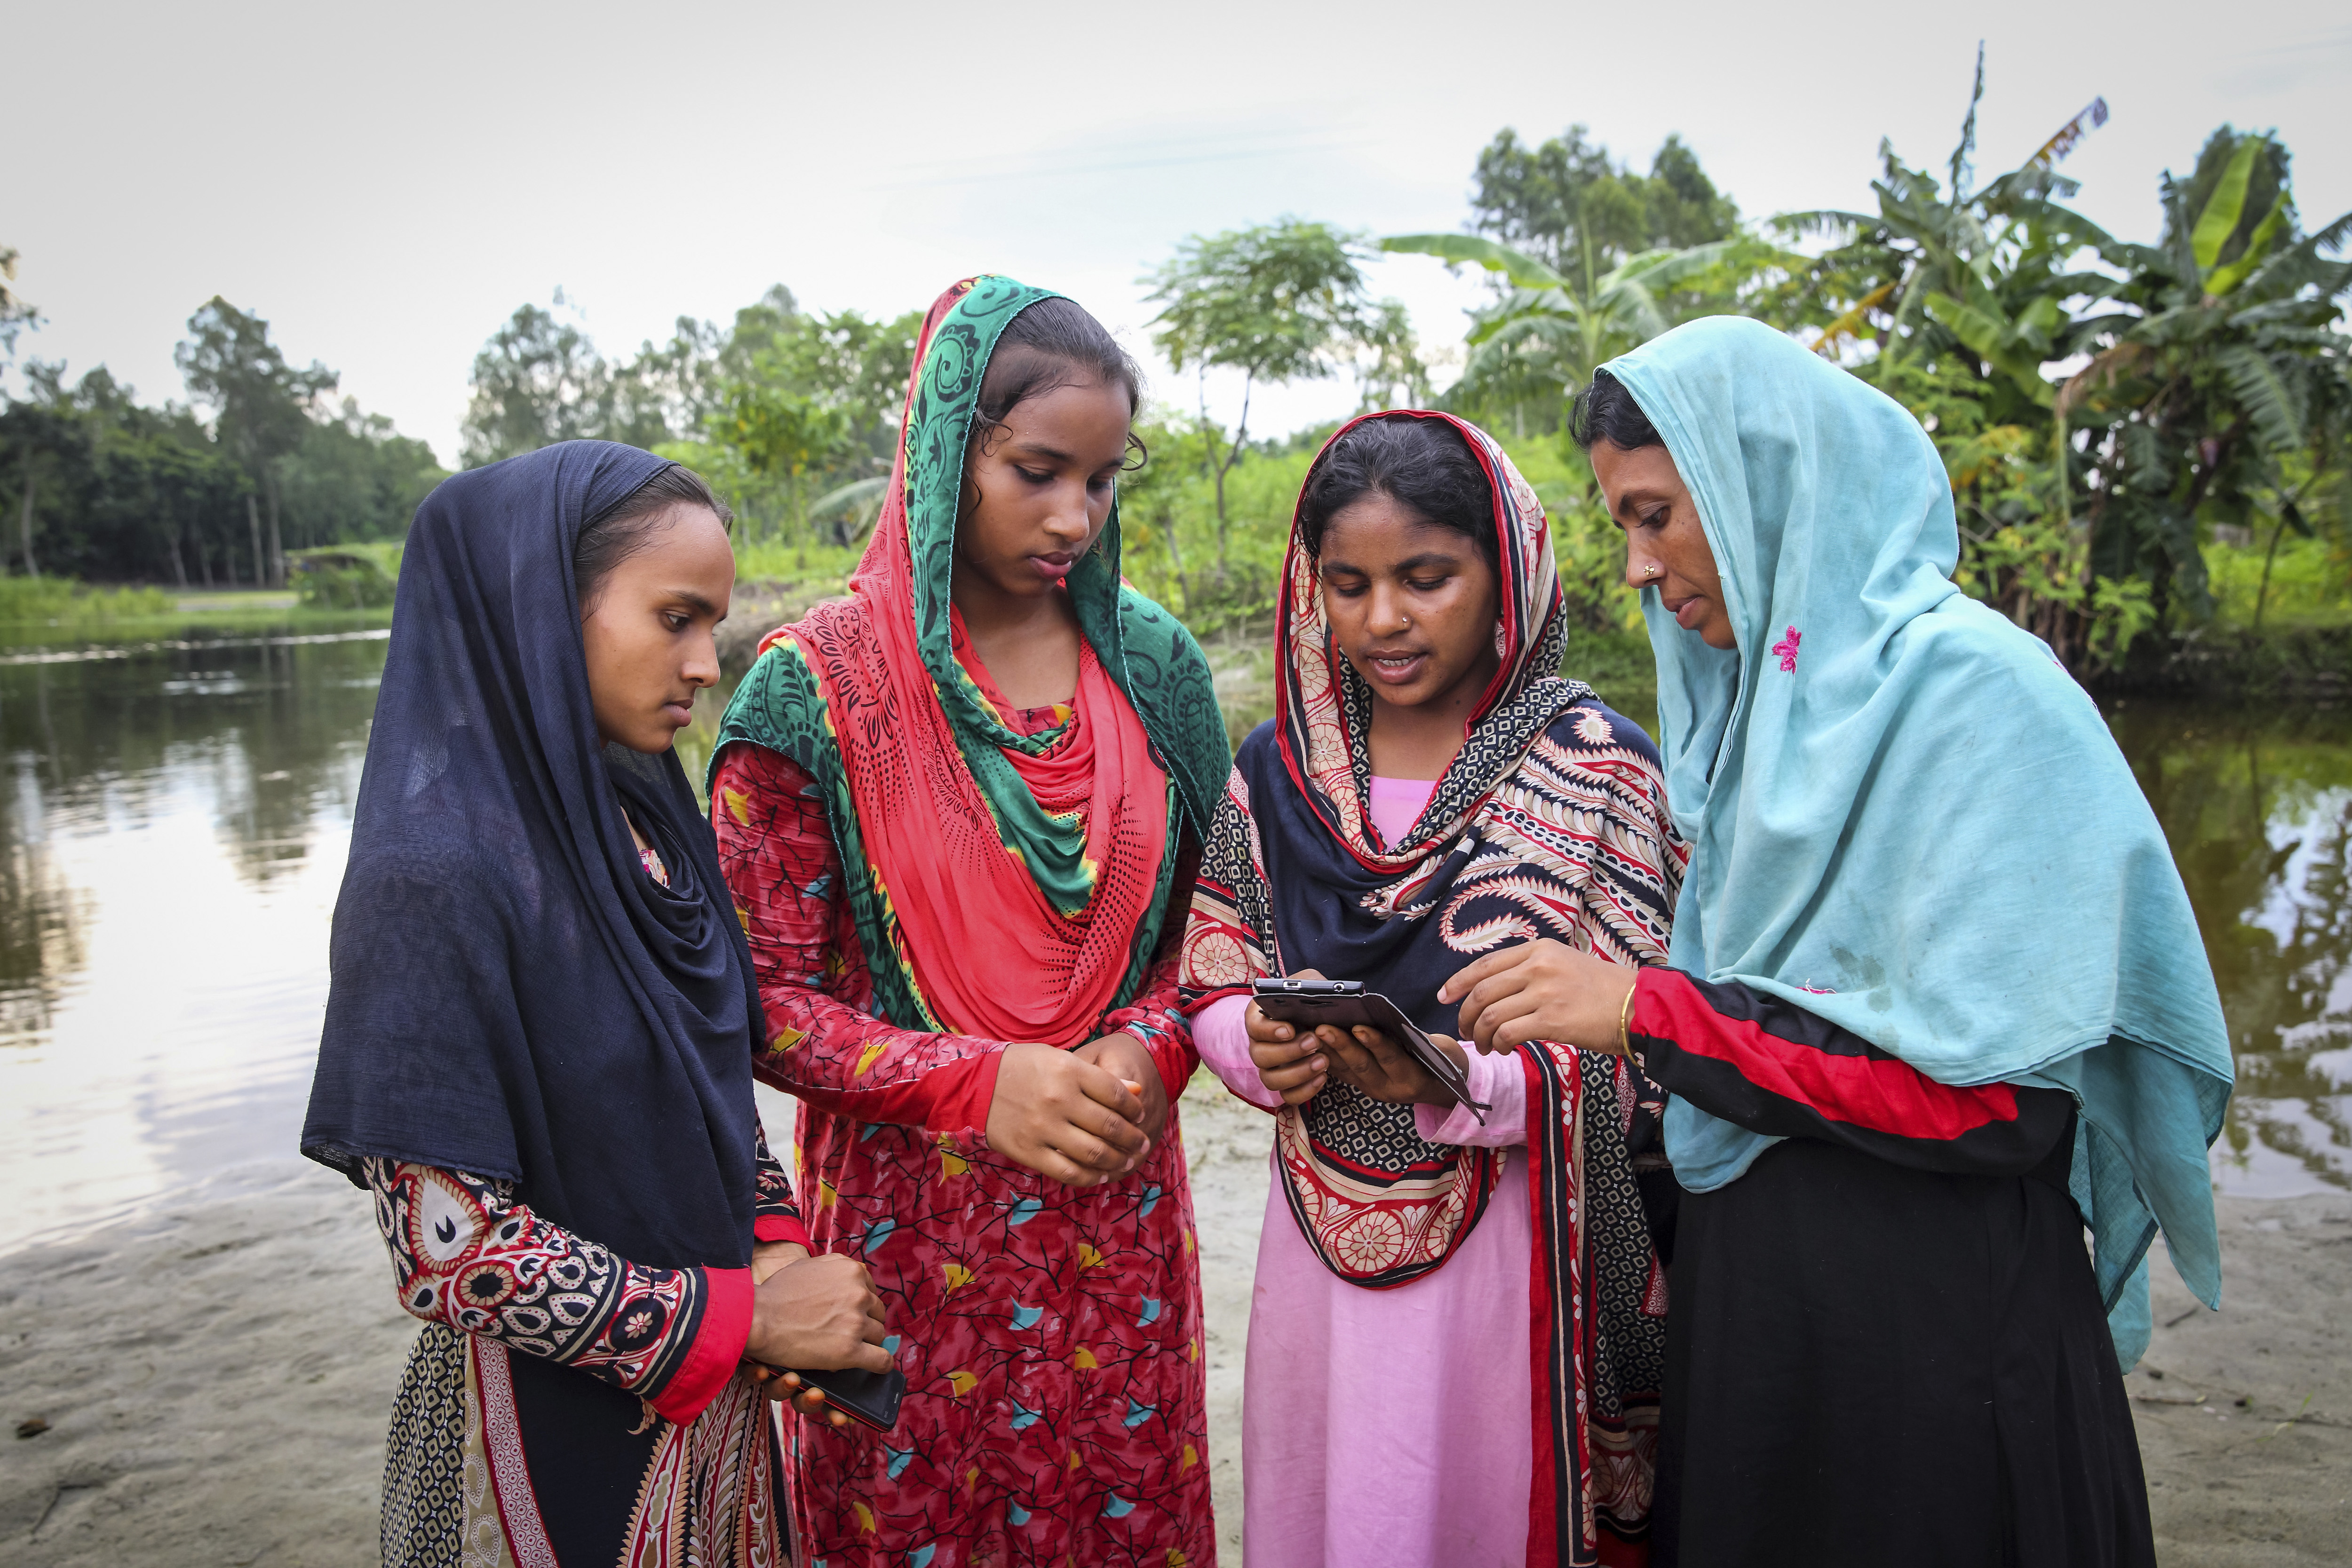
xmin=1249 ymin=976 xmax=1489 ymax=1123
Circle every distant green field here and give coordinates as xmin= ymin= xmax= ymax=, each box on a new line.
xmin=0 ymin=576 xmax=391 ymax=652
xmin=2204 ymin=535 xmax=2352 ymax=629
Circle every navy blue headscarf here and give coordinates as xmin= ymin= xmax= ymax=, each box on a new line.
xmin=302 ymin=440 xmax=763 ymax=1272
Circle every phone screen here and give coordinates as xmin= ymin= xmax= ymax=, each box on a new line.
xmin=783 ymin=1365 xmax=906 ymax=1432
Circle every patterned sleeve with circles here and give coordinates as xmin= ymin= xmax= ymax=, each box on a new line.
xmin=361 ymin=1156 xmax=752 ymax=1425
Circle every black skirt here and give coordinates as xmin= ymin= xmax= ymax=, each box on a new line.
xmin=1653 ymin=1137 xmax=2154 ymax=1568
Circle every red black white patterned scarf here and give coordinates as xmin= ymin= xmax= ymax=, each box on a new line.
xmin=1178 ymin=411 xmax=1686 ymax=1563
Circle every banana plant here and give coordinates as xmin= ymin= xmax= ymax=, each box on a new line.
xmin=1379 ymin=231 xmax=1748 ymax=398
xmin=1783 ymin=102 xmax=2118 ymax=403
xmin=1777 ymin=76 xmax=2125 ymax=550
xmin=2058 ymin=129 xmax=2352 ymax=609
xmin=809 ymin=474 xmax=890 ymax=542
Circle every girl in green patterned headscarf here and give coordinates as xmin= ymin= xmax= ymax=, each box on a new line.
xmin=710 ymin=279 xmax=1229 ymax=1565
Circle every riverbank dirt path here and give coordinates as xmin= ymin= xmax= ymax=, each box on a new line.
xmin=2 ymin=1080 xmax=2344 ymax=1566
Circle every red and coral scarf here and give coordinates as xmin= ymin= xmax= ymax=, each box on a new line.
xmin=717 ymin=276 xmax=1228 ymax=1045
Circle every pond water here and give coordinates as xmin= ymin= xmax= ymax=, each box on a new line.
xmin=0 ymin=631 xmax=2344 ymax=1255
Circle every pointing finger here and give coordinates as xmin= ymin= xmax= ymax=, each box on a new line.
xmin=1438 ymin=946 xmax=1530 ymax=1006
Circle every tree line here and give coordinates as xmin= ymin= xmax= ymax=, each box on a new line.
xmin=1381 ymin=70 xmax=2351 ymax=669
xmin=458 ymin=285 xmax=924 ymax=553
xmin=457 ymin=68 xmax=2343 ymax=673
xmin=1123 ymin=75 xmax=2350 ymax=669
xmin=5 ymin=55 xmax=2344 ymax=672
xmin=0 ymin=295 xmax=442 ymax=589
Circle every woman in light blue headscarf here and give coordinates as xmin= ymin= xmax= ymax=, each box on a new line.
xmin=1438 ymin=316 xmax=2231 ymax=1568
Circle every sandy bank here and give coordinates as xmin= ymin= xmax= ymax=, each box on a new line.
xmin=0 ymin=1163 xmax=417 ymax=1566
xmin=2131 ymin=1190 xmax=2352 ymax=1563
xmin=2 ymin=1085 xmax=2344 ymax=1566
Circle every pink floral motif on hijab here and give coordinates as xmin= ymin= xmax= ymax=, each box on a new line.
xmin=1772 ymin=625 xmax=1802 ymax=673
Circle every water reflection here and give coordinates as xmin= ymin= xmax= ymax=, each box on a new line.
xmin=0 ymin=805 xmax=87 ymax=1043
xmin=0 ymin=637 xmax=2344 ymax=1256
xmin=0 ymin=631 xmax=387 ymax=1250
xmin=2111 ymin=700 xmax=2352 ymax=1196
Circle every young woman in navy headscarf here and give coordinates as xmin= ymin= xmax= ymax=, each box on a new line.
xmin=302 ymin=442 xmax=892 ymax=1567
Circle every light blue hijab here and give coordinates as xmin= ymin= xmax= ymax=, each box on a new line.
xmin=1603 ymin=316 xmax=2232 ymax=1366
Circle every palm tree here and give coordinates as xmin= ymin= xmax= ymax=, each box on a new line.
xmin=1378 ymin=231 xmax=1747 ymax=422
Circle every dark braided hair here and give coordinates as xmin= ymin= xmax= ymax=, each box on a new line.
xmin=1567 ymin=371 xmax=1663 ymax=453
xmin=573 ymin=463 xmax=732 ymax=612
xmin=1295 ymin=415 xmax=1498 ymax=572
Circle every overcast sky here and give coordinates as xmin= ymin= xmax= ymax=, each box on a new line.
xmin=13 ymin=0 xmax=2348 ymax=466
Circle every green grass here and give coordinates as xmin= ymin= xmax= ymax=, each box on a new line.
xmin=170 ymin=589 xmax=297 ymax=610
xmin=0 ymin=574 xmax=392 ymax=651
xmin=0 ymin=577 xmax=177 ymax=626
xmin=2204 ymin=535 xmax=2352 ymax=629
xmin=731 ymin=537 xmax=866 ymax=589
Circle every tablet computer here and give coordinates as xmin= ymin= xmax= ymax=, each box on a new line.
xmin=1249 ymin=977 xmax=1489 ymax=1123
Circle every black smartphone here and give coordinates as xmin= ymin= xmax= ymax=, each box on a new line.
xmin=778 ymin=1364 xmax=906 ymax=1432
xmin=1249 ymin=977 xmax=1489 ymax=1123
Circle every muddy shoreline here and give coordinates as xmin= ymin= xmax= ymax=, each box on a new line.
xmin=2 ymin=1083 xmax=2344 ymax=1566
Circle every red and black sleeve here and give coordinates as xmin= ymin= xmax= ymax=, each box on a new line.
xmin=1630 ymin=968 xmax=2073 ymax=1177
xmin=363 ymin=1158 xmax=750 ymax=1427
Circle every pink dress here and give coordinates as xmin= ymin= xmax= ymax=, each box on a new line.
xmin=1194 ymin=775 xmax=1536 ymax=1568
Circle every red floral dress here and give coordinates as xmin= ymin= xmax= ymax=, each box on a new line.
xmin=711 ymin=704 xmax=1214 ymax=1568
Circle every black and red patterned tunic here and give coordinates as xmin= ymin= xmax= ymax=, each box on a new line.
xmin=1627 ymin=970 xmax=2152 ymax=1568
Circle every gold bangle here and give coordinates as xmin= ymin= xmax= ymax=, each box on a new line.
xmin=1617 ymin=975 xmax=1640 ymax=1056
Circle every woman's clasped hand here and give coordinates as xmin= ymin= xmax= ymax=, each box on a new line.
xmin=740 ymin=1245 xmax=896 ymax=1425
xmin=985 ymin=1037 xmax=1159 ymax=1186
xmin=1438 ymin=939 xmax=1641 ymax=1055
